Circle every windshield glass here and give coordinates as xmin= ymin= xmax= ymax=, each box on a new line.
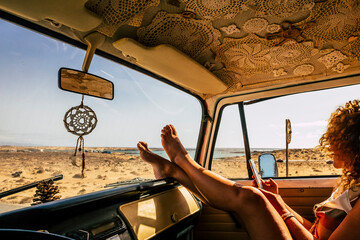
xmin=0 ymin=20 xmax=201 ymax=210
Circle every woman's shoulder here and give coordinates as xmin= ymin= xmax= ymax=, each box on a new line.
xmin=329 ymin=199 xmax=360 ymax=239
xmin=349 ymin=183 xmax=360 ymax=193
xmin=348 ymin=184 xmax=360 ymax=207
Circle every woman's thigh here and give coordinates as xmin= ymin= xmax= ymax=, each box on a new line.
xmin=231 ymin=186 xmax=291 ymax=240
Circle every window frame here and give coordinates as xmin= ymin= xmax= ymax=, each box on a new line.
xmin=209 ymin=81 xmax=360 ymax=180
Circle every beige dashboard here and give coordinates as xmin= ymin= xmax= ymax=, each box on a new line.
xmin=119 ymin=186 xmax=201 ymax=240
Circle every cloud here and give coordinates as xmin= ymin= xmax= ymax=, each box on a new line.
xmin=123 ymin=67 xmax=187 ymax=115
xmin=61 ymin=43 xmax=68 ymax=52
xmin=10 ymin=51 xmax=21 ymax=56
xmin=305 ymin=131 xmax=322 ymax=139
xmin=292 ymin=120 xmax=327 ymax=127
xmin=270 ymin=120 xmax=327 ymax=129
xmin=100 ymin=70 xmax=114 ymax=79
xmin=70 ymin=49 xmax=81 ymax=59
xmin=48 ymin=38 xmax=59 ymax=52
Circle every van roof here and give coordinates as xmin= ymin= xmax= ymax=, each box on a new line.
xmin=1 ymin=0 xmax=359 ymax=100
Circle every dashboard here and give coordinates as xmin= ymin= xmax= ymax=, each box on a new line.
xmin=0 ymin=179 xmax=201 ymax=240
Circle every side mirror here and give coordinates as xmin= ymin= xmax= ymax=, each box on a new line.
xmin=58 ymin=68 xmax=114 ymax=100
xmin=258 ymin=153 xmax=278 ymax=178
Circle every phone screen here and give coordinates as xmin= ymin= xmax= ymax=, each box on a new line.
xmin=250 ymin=159 xmax=263 ymax=189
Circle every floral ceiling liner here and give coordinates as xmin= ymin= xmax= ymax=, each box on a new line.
xmin=85 ymin=0 xmax=160 ymax=36
xmin=85 ymin=0 xmax=360 ymax=96
xmin=137 ymin=11 xmax=221 ymax=61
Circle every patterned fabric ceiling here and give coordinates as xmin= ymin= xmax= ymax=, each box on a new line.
xmin=85 ymin=0 xmax=360 ymax=95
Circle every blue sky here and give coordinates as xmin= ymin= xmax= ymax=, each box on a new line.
xmin=0 ymin=20 xmax=201 ymax=148
xmin=1 ymin=19 xmax=360 ymax=149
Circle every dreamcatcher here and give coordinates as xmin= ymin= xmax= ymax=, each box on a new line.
xmin=64 ymin=95 xmax=98 ymax=177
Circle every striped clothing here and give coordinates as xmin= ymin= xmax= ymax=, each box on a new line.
xmin=311 ymin=184 xmax=360 ymax=240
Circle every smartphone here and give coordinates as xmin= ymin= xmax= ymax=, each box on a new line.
xmin=249 ymin=159 xmax=263 ymax=189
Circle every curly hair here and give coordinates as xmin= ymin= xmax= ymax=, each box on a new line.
xmin=319 ymin=100 xmax=360 ymax=193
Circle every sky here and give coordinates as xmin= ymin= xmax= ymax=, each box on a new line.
xmin=0 ymin=20 xmax=201 ymax=148
xmin=216 ymin=85 xmax=360 ymax=149
xmin=1 ymin=19 xmax=360 ymax=149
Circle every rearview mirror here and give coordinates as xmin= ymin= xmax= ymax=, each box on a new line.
xmin=258 ymin=154 xmax=278 ymax=178
xmin=58 ymin=68 xmax=114 ymax=100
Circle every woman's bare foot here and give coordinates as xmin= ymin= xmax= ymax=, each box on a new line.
xmin=161 ymin=125 xmax=189 ymax=165
xmin=137 ymin=141 xmax=174 ymax=179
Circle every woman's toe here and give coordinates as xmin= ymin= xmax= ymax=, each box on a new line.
xmin=137 ymin=142 xmax=145 ymax=150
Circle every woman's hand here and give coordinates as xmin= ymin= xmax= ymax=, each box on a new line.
xmin=256 ymin=179 xmax=285 ymax=214
xmin=252 ymin=178 xmax=287 ymax=214
xmin=259 ymin=188 xmax=288 ymax=215
xmin=252 ymin=178 xmax=279 ymax=194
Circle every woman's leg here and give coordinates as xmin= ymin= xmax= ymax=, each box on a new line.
xmin=160 ymin=125 xmax=292 ymax=240
xmin=137 ymin=141 xmax=210 ymax=204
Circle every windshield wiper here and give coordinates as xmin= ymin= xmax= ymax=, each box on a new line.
xmin=0 ymin=174 xmax=63 ymax=199
xmin=104 ymin=177 xmax=154 ymax=188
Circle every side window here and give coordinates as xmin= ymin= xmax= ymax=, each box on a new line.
xmin=245 ymin=85 xmax=360 ymax=178
xmin=212 ymin=105 xmax=247 ymax=179
xmin=212 ymin=84 xmax=360 ymax=179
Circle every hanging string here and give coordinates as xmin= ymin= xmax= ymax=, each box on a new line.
xmin=80 ymin=95 xmax=84 ymax=108
xmin=81 ymin=138 xmax=85 ymax=178
xmin=72 ymin=95 xmax=85 ymax=178
xmin=79 ymin=95 xmax=85 ymax=177
xmin=73 ymin=135 xmax=85 ymax=177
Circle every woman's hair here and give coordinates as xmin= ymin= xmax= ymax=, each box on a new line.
xmin=319 ymin=100 xmax=360 ymax=192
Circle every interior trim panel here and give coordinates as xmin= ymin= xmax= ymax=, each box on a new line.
xmin=120 ymin=186 xmax=201 ymax=240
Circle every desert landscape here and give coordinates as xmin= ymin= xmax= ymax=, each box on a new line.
xmin=0 ymin=146 xmax=341 ymax=208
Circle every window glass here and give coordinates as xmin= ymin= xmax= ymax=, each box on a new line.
xmin=212 ymin=105 xmax=247 ymax=179
xmin=0 ymin=20 xmax=201 ymax=209
xmin=214 ymin=85 xmax=360 ymax=179
xmin=245 ymin=86 xmax=360 ymax=177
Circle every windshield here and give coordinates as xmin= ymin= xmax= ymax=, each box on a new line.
xmin=0 ymin=20 xmax=201 ymax=210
